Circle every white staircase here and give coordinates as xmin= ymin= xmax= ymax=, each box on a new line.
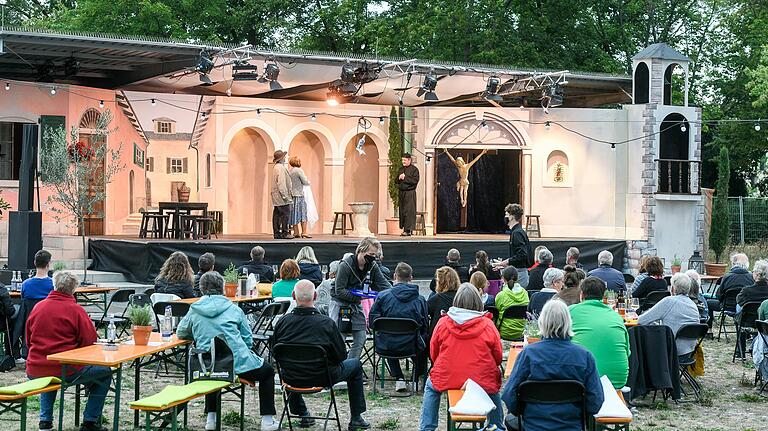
xmin=120 ymin=212 xmax=144 ymax=236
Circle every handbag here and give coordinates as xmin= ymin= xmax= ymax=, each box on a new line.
xmin=188 ymin=335 xmax=236 ymax=383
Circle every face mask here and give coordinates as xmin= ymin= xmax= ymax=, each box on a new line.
xmin=364 ymin=254 xmax=376 ymax=265
xmin=504 ymin=216 xmax=510 ymax=226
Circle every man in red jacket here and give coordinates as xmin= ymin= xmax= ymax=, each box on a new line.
xmin=26 ymin=271 xmax=111 ymax=431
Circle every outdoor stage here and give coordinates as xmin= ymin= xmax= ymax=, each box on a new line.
xmin=88 ymin=234 xmax=626 ymax=284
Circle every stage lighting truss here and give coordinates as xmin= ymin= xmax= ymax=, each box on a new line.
xmin=416 ymin=69 xmax=442 ymax=101
xmin=231 ymin=59 xmax=259 ymax=81
xmin=336 ymin=61 xmax=381 ymax=94
xmin=482 ymin=70 xmax=568 ymax=108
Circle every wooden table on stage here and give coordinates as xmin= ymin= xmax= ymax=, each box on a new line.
xmin=47 ymin=333 xmax=190 ymax=431
xmin=159 ymin=201 xmax=209 ymax=239
xmin=504 ymin=343 xmax=524 ymax=378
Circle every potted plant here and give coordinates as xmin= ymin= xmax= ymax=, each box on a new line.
xmin=223 ymin=263 xmax=238 ymax=297
xmin=706 ymin=147 xmax=730 ymax=276
xmin=127 ymin=304 xmax=154 ymax=346
xmin=670 ymin=255 xmax=682 ymax=274
xmin=385 ymin=107 xmax=404 ymax=235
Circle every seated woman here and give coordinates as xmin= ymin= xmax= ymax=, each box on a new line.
xmin=154 ymin=251 xmax=196 ymax=299
xmin=503 ymin=299 xmax=604 ymax=431
xmin=528 ymin=268 xmax=564 ymax=316
xmin=419 ymin=284 xmax=505 ymax=431
xmin=632 ymin=256 xmax=667 ymax=310
xmin=296 ymin=246 xmax=323 ymax=285
xmin=554 ymin=265 xmax=585 ymax=306
xmin=638 ymin=273 xmax=701 ymax=356
xmin=427 ymin=266 xmax=461 ymax=338
xmin=495 ymin=266 xmax=530 ymax=340
xmin=470 ymin=250 xmax=501 ymax=280
xmin=685 ymin=270 xmax=709 ymax=323
xmin=177 ymin=272 xmax=279 ymax=431
xmin=271 ymin=259 xmax=300 ymax=298
xmin=470 ymin=271 xmax=495 ymax=307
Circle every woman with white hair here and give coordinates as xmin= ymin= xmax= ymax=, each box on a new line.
xmin=685 ymin=269 xmax=709 ymax=322
xmin=638 ymin=273 xmax=701 ymax=355
xmin=528 ymin=267 xmax=564 ymax=316
xmin=502 ymin=299 xmax=604 ymax=431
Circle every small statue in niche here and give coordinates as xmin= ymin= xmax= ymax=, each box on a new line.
xmin=553 ymin=161 xmax=566 ymax=183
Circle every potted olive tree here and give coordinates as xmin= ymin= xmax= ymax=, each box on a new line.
xmin=706 ymin=147 xmax=730 ymax=276
xmin=127 ymin=304 xmax=154 ymax=346
xmin=385 ymin=107 xmax=404 ymax=235
xmin=223 ymin=263 xmax=238 ymax=297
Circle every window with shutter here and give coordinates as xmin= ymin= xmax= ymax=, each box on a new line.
xmin=182 ymin=157 xmax=188 ymax=173
xmin=168 ymin=158 xmax=183 ymax=173
xmin=146 ymin=157 xmax=154 ymax=172
xmin=166 ymin=158 xmax=171 ymax=173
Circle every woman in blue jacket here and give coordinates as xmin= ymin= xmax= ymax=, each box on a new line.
xmin=177 ymin=272 xmax=278 ymax=431
xmin=503 ymin=299 xmax=604 ymax=431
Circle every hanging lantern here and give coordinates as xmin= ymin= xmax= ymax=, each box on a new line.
xmin=687 ymin=250 xmax=705 ymax=274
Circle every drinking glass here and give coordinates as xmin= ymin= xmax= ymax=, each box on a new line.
xmin=321 ymin=265 xmax=329 ymax=278
xmin=630 ymin=298 xmax=640 ymax=312
xmin=272 ymin=265 xmax=278 ymax=275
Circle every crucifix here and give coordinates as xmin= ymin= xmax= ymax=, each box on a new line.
xmin=443 ymin=148 xmax=488 ymax=228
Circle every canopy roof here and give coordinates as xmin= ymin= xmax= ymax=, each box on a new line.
xmin=0 ymin=28 xmax=632 ymax=108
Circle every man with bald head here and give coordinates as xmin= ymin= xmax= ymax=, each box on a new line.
xmin=272 ymin=280 xmax=370 ymax=430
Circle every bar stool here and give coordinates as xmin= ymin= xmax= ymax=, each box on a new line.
xmin=139 ymin=212 xmax=166 ymax=239
xmin=414 ymin=212 xmax=428 ymax=236
xmin=209 ymin=210 xmax=223 ymax=238
xmin=332 ymin=212 xmax=354 ymax=235
xmin=193 ymin=217 xmax=214 ymax=240
xmin=525 ymin=214 xmax=542 ymax=238
xmin=178 ymin=214 xmax=198 ymax=239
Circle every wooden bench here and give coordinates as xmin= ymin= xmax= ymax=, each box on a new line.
xmin=332 ymin=211 xmax=354 ymax=235
xmin=446 ymin=389 xmax=487 ymax=431
xmin=130 ymin=380 xmax=236 ymax=431
xmin=0 ymin=382 xmax=61 ymax=431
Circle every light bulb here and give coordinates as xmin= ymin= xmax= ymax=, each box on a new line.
xmin=151 ymin=98 xmax=156 ymax=106
xmin=755 ymin=122 xmax=761 ymax=132
xmin=226 ymin=88 xmax=232 ymax=97
xmin=50 ymin=86 xmax=57 ymax=95
xmin=481 ymin=121 xmax=489 ymax=129
xmin=4 ymin=82 xmax=9 ymax=91
xmin=680 ymin=123 xmax=686 ymax=132
xmin=611 ymin=144 xmax=616 ymax=152
xmin=311 ymin=113 xmax=317 ymax=121
xmin=256 ymin=108 xmax=261 ymax=117
xmin=379 ymin=117 xmax=385 ymax=126
xmin=544 ymin=121 xmax=551 ymax=130
xmin=99 ymin=100 xmax=104 ymax=108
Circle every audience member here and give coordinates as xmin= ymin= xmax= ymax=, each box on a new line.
xmin=708 ymin=253 xmax=752 ymax=324
xmin=0 ymin=281 xmax=14 ymax=356
xmin=15 ymin=250 xmax=54 ymax=361
xmin=759 ymin=297 xmax=768 ymax=321
xmin=529 ymin=245 xmax=548 ymax=271
xmin=588 ymin=250 xmax=625 ymax=292
xmin=272 ymin=281 xmax=370 ymax=430
xmin=570 ymin=277 xmax=630 ymax=389
xmin=685 ymin=270 xmax=709 ymax=322
xmin=155 ymin=251 xmax=195 ymax=299
xmin=528 ymin=267 xmax=564 ymax=316
xmin=503 ymin=299 xmax=604 ymax=431
xmin=272 ymin=259 xmax=300 ymax=298
xmin=237 ymin=246 xmax=275 ymax=283
xmin=469 ymin=271 xmax=495 ymax=307
xmin=177 ymin=272 xmax=278 ymax=431
xmin=419 ymin=284 xmax=504 ymax=431
xmin=296 ymin=246 xmax=323 ymax=285
xmin=375 ymin=252 xmax=392 ymax=280
xmin=369 ymin=263 xmax=429 ymax=392
xmin=632 ymin=256 xmax=667 ymax=309
xmin=565 ymin=246 xmax=583 ymax=269
xmin=332 ymin=237 xmax=392 ymax=360
xmin=429 ymin=249 xmax=469 ymax=292
xmin=26 ymin=272 xmax=111 ymax=431
xmin=638 ymin=273 xmax=700 ymax=355
xmin=427 ymin=266 xmax=461 ymax=338
xmin=495 ymin=266 xmax=529 ymax=340
xmin=316 ymin=260 xmax=339 ymax=315
xmin=630 ymin=256 xmax=651 ymax=293
xmin=554 ymin=265 xmax=585 ymax=306
xmin=736 ymin=260 xmax=768 ymax=315
xmin=193 ymin=252 xmax=215 ymax=297
xmin=500 ymin=203 xmax=533 ymax=288
xmin=526 ymin=248 xmax=553 ymax=292
xmin=470 ymin=250 xmax=501 ymax=280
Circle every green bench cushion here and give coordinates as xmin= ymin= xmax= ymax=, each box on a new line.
xmin=0 ymin=377 xmax=61 ymax=395
xmin=130 ymin=381 xmax=231 ymax=409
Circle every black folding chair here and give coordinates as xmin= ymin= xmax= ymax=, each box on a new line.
xmin=273 ymin=343 xmax=342 ymax=431
xmin=623 ymin=273 xmax=636 ymax=284
xmin=143 ymin=288 xmax=155 ymax=297
xmin=717 ymin=288 xmax=742 ymax=342
xmin=128 ymin=293 xmax=152 ymax=309
xmin=370 ymin=317 xmax=421 ymax=395
xmin=251 ymin=302 xmax=286 ymax=360
xmin=733 ymin=301 xmax=761 ymax=362
xmin=92 ymin=288 xmax=135 ymax=338
xmin=640 ymin=290 xmax=670 ymax=313
xmin=151 ymin=302 xmax=190 ymax=377
xmin=507 ymin=380 xmax=586 ymax=431
xmin=484 ymin=305 xmax=499 ymax=322
xmin=675 ymin=323 xmax=708 ymax=400
xmin=754 ymin=320 xmax=768 ymax=394
xmin=498 ymin=305 xmax=528 ymax=341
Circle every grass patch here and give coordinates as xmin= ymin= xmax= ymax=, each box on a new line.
xmin=734 ymin=393 xmax=765 ymax=403
xmin=222 ymin=411 xmax=243 ymax=426
xmin=377 ymin=418 xmax=400 ymax=429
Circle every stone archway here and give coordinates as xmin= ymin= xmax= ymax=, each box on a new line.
xmin=227 ymin=127 xmax=273 ymax=234
xmin=343 ymin=134 xmax=380 ymax=234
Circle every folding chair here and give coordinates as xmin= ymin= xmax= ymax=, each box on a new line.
xmin=273 ymin=343 xmax=342 ymax=431
xmin=92 ymin=288 xmax=135 ymax=338
xmin=640 ymin=290 xmax=670 ymax=313
xmin=484 ymin=305 xmax=499 ymax=322
xmin=128 ymin=293 xmax=152 ymax=309
xmin=717 ymin=288 xmax=742 ymax=342
xmin=675 ymin=323 xmax=708 ymax=400
xmin=508 ymin=380 xmax=586 ymax=431
xmin=497 ymin=305 xmax=528 ymax=341
xmin=754 ymin=320 xmax=768 ymax=394
xmin=733 ymin=301 xmax=761 ymax=362
xmin=151 ymin=302 xmax=190 ymax=377
xmin=251 ymin=302 xmax=286 ymax=360
xmin=370 ymin=317 xmax=421 ymax=395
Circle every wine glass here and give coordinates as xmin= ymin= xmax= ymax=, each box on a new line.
xmin=321 ymin=265 xmax=329 ymax=279
xmin=630 ymin=298 xmax=640 ymax=314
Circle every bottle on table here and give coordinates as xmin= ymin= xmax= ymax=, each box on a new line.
xmin=11 ymin=271 xmax=19 ymax=292
xmin=161 ymin=305 xmax=173 ymax=342
xmin=107 ymin=315 xmax=117 ymax=342
xmin=238 ymin=268 xmax=248 ymax=297
xmin=617 ymin=289 xmax=625 ymax=307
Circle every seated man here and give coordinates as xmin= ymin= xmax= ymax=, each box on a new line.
xmin=638 ymin=273 xmax=700 ymax=356
xmin=709 ymin=252 xmax=753 ymax=322
xmin=736 ymin=259 xmax=768 ymax=315
xmin=369 ymin=262 xmax=429 ymax=392
xmin=193 ymin=252 xmax=215 ymax=297
xmin=588 ymin=250 xmax=625 ymax=292
xmin=26 ymin=272 xmax=111 ymax=431
xmin=565 ymin=246 xmax=583 ymax=270
xmin=237 ymin=246 xmax=275 ymax=283
xmin=272 ymin=281 xmax=370 ymax=430
xmin=429 ymin=249 xmax=469 ymax=292
xmin=570 ymin=277 xmax=630 ymax=389
xmin=527 ymin=248 xmax=554 ymax=292
xmin=15 ymin=249 xmax=54 ymax=362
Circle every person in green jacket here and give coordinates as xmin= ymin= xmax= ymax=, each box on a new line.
xmin=570 ymin=276 xmax=631 ymax=389
xmin=759 ymin=298 xmax=768 ymax=321
xmin=495 ymin=266 xmax=530 ymax=340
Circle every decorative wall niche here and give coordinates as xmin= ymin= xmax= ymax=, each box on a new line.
xmin=544 ymin=150 xmax=572 ymax=187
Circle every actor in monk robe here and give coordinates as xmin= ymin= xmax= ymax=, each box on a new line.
xmin=396 ymin=153 xmax=419 ymax=236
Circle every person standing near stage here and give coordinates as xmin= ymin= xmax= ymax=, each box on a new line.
xmin=396 ymin=153 xmax=419 ymax=236
xmin=288 ymin=156 xmax=312 ymax=239
xmin=271 ymin=150 xmax=293 ymax=239
xmin=498 ymin=203 xmax=533 ymax=288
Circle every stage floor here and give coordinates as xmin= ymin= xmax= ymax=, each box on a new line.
xmin=89 ymin=233 xmax=627 ymax=284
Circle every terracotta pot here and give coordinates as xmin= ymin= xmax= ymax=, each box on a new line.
xmin=705 ymin=262 xmax=727 ymax=277
xmin=224 ymin=282 xmax=238 ymax=297
xmin=385 ymin=218 xmax=401 ymax=235
xmin=671 ymin=265 xmax=681 ymax=274
xmin=178 ymin=189 xmax=191 ymax=203
xmin=132 ymin=326 xmax=153 ymax=346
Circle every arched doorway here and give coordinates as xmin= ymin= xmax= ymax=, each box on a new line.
xmin=78 ymin=109 xmax=105 ymax=235
xmin=228 ymin=128 xmax=271 ymax=233
xmin=129 ymin=170 xmax=135 ymax=213
xmin=287 ymin=131 xmax=326 ymax=234
xmin=344 ymin=134 xmax=380 ymax=234
xmin=663 ymin=64 xmax=686 ymax=105
xmin=659 ymin=113 xmax=690 ymax=193
xmin=634 ymin=62 xmax=650 ymax=104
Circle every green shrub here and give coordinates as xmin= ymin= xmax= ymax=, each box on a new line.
xmin=223 ymin=263 xmax=238 ymax=284
xmin=126 ymin=304 xmax=153 ymax=327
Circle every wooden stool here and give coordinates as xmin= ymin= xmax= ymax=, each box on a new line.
xmin=139 ymin=212 xmax=166 ymax=239
xmin=193 ymin=217 xmax=214 ymax=240
xmin=415 ymin=212 xmax=428 ymax=236
xmin=525 ymin=214 xmax=542 ymax=238
xmin=178 ymin=214 xmax=198 ymax=239
xmin=332 ymin=212 xmax=354 ymax=235
xmin=209 ymin=210 xmax=223 ymax=238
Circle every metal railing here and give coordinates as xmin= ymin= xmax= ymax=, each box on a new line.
xmin=656 ymin=159 xmax=701 ymax=194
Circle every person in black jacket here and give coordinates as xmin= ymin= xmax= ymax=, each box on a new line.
xmin=429 ymin=249 xmax=469 ymax=293
xmin=499 ymin=203 xmax=532 ymax=288
xmin=296 ymin=246 xmax=323 ymax=285
xmin=272 ymin=281 xmax=370 ymax=430
xmin=154 ymin=251 xmax=196 ymax=299
xmin=369 ymin=262 xmax=429 ymax=392
xmin=0 ymin=283 xmax=16 ymax=355
xmin=193 ymin=252 xmax=215 ymax=297
xmin=237 ymin=246 xmax=275 ymax=283
xmin=526 ymin=248 xmax=553 ymax=292
xmin=736 ymin=260 xmax=768 ymax=313
xmin=708 ymin=253 xmax=753 ymax=319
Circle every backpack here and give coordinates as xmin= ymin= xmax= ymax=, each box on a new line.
xmin=188 ymin=335 xmax=236 ymax=383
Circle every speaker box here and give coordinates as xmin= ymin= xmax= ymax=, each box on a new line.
xmin=8 ymin=211 xmax=42 ymax=271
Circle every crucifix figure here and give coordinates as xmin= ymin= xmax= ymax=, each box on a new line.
xmin=443 ymin=148 xmax=488 ymax=207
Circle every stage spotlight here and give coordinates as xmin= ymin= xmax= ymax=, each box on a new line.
xmin=484 ymin=76 xmax=503 ymax=102
xmin=417 ymin=70 xmax=439 ymax=101
xmin=151 ymin=98 xmax=156 ymax=106
xmin=326 ymin=85 xmax=350 ymax=106
xmin=64 ymin=57 xmax=80 ymax=77
xmin=4 ymin=82 xmax=9 ymax=91
xmin=195 ymin=55 xmax=215 ymax=74
xmin=99 ymin=100 xmax=104 ymax=108
xmin=259 ymin=61 xmax=281 ymax=90
xmin=326 ymin=93 xmax=340 ymax=106
xmin=755 ymin=122 xmax=761 ymax=132
xmin=543 ymin=84 xmax=564 ymax=107
xmin=339 ymin=62 xmax=359 ymax=92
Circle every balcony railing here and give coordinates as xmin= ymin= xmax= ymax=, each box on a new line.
xmin=656 ymin=159 xmax=701 ymax=194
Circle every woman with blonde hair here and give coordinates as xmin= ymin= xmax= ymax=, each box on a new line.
xmin=288 ymin=156 xmax=311 ymax=238
xmin=427 ymin=266 xmax=460 ymax=337
xmin=155 ymin=251 xmax=195 ymax=298
xmin=296 ymin=245 xmax=323 ymax=285
xmin=469 ymin=271 xmax=495 ymax=307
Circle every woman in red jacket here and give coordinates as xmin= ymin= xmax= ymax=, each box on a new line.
xmin=418 ymin=284 xmax=504 ymax=431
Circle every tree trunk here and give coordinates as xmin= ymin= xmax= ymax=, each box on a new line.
xmin=81 ymin=214 xmax=88 ymax=285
